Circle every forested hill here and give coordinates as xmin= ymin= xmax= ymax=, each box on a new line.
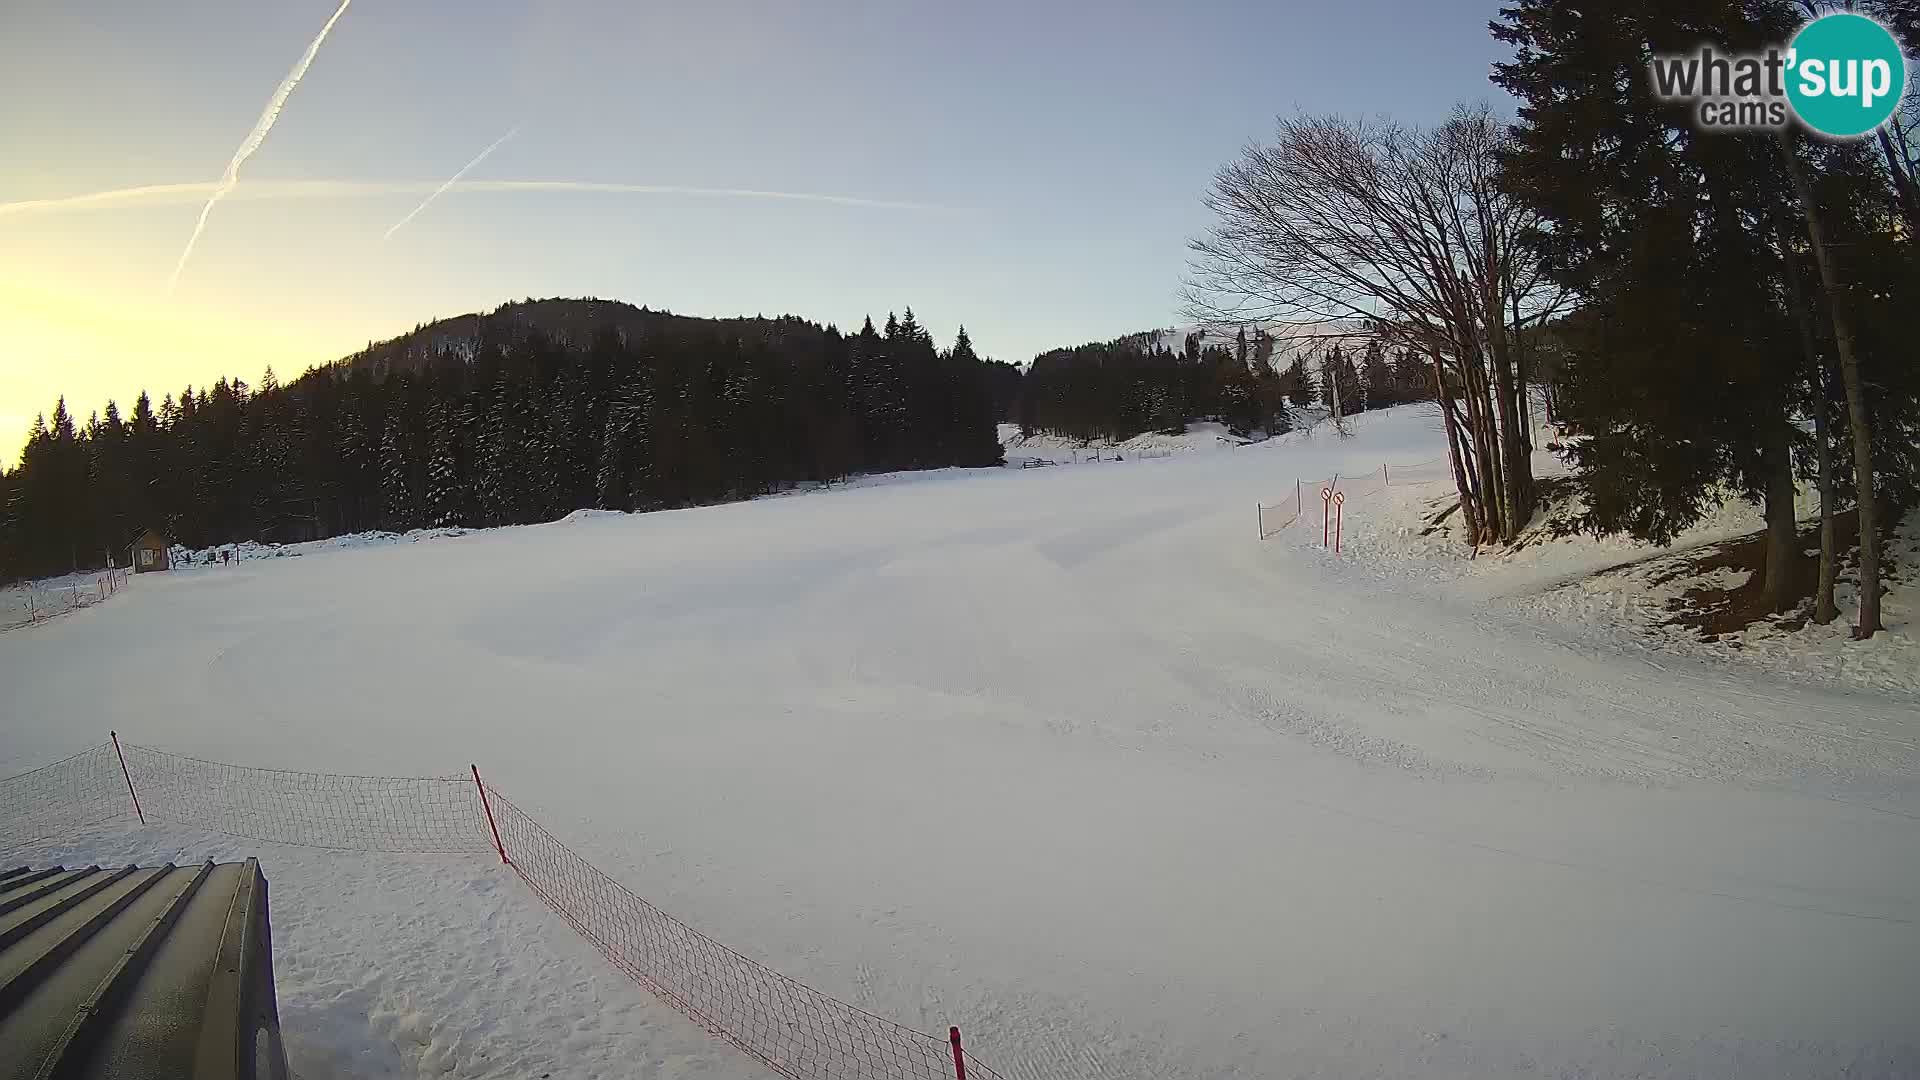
xmin=334 ymin=298 xmax=815 ymax=380
xmin=0 ymin=299 xmax=1017 ymax=580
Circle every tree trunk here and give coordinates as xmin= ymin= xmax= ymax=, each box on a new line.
xmin=1431 ymin=348 xmax=1483 ymax=545
xmin=1511 ymin=288 xmax=1537 ymax=453
xmin=1456 ymin=361 xmax=1494 ymax=542
xmin=1483 ymin=317 xmax=1533 ymax=536
xmin=1758 ymin=419 xmax=1804 ymax=615
xmin=1877 ymin=127 xmax=1920 ymax=240
xmin=1811 ymin=381 xmax=1839 ymax=625
xmin=1776 ymin=212 xmax=1840 ymax=625
xmin=1778 ymin=131 xmax=1882 ymax=638
xmin=1467 ymin=357 xmax=1506 ymax=542
xmin=1446 ymin=319 xmax=1499 ymax=543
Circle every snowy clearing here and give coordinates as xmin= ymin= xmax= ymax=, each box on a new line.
xmin=3 ymin=406 xmax=1917 ymax=1079
xmin=1510 ymin=508 xmax=1920 ymax=697
xmin=1299 ymin=432 xmax=1919 ymax=697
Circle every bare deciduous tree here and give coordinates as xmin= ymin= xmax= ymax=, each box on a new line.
xmin=1184 ymin=105 xmax=1569 ymax=545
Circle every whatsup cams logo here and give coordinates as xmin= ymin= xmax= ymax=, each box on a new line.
xmin=1650 ymin=12 xmax=1908 ymax=138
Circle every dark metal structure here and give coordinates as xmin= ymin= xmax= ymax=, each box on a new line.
xmin=0 ymin=859 xmax=289 ymax=1080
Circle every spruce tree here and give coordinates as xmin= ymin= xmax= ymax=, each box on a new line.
xmin=424 ymin=406 xmax=462 ymax=529
xmin=1285 ymin=355 xmax=1315 ymax=410
xmin=380 ymin=414 xmax=415 ymax=532
xmin=1391 ymin=348 xmax=1431 ymax=403
xmin=946 ymin=326 xmax=1005 ymax=465
xmin=596 ymin=405 xmax=632 ymax=510
xmin=1494 ymin=0 xmax=1814 ymax=612
xmin=1361 ymin=339 xmax=1393 ymax=409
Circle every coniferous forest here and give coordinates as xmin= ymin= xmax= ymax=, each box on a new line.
xmin=0 ymin=299 xmax=1016 ymax=579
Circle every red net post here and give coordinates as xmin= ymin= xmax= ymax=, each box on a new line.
xmin=950 ymin=1027 xmax=967 ymax=1080
xmin=473 ymin=764 xmax=508 ymax=864
xmin=110 ymin=731 xmax=144 ymax=825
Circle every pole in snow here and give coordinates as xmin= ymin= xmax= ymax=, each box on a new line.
xmin=950 ymin=1027 xmax=968 ymax=1080
xmin=472 ymin=764 xmax=509 ymax=864
xmin=1333 ymin=491 xmax=1345 ymax=555
xmin=1322 ymin=486 xmax=1335 ymax=548
xmin=110 ymin=731 xmax=145 ymax=825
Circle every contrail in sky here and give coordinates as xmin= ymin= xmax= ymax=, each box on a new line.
xmin=167 ymin=0 xmax=354 ymax=290
xmin=383 ymin=126 xmax=521 ymax=241
xmin=1 ymin=180 xmax=953 ymax=218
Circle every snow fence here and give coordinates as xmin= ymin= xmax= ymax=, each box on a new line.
xmin=0 ymin=738 xmax=1003 ymax=1080
xmin=1 ymin=567 xmax=130 ymax=631
xmin=1257 ymin=456 xmax=1451 ymax=541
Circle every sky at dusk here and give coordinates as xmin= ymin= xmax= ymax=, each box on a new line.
xmin=0 ymin=0 xmax=1512 ymax=465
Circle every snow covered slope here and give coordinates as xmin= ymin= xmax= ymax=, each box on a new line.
xmin=3 ymin=406 xmax=1917 ymax=1079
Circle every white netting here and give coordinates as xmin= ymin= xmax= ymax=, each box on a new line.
xmin=1383 ymin=458 xmax=1452 ymax=486
xmin=1259 ymin=458 xmax=1451 ymax=544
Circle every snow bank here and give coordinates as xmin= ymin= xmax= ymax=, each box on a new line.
xmin=1304 ymin=453 xmax=1773 ymax=593
xmin=171 ymin=527 xmax=472 ymax=568
xmin=1287 ymin=446 xmax=1918 ymax=695
xmin=1525 ymin=509 xmax=1920 ymax=696
xmin=555 ymin=508 xmax=630 ymax=525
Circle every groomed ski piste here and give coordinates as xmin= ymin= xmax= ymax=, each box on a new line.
xmin=4 ymin=406 xmax=1916 ymax=1079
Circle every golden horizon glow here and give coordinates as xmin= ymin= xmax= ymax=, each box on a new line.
xmin=0 ymin=174 xmax=967 ymax=469
xmin=0 ymin=271 xmax=351 ymax=470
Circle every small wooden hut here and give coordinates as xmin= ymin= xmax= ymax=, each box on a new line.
xmin=132 ymin=528 xmax=170 ymax=573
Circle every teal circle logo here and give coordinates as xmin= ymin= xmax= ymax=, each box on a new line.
xmin=1786 ymin=13 xmax=1907 ymax=138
